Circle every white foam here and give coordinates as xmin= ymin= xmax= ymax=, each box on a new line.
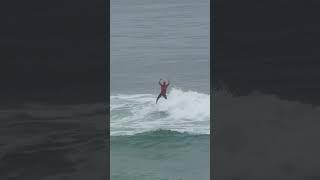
xmin=110 ymin=88 xmax=210 ymax=135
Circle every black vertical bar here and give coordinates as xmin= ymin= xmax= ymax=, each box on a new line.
xmin=106 ymin=0 xmax=111 ymax=178
xmin=212 ymin=0 xmax=223 ymax=178
xmin=210 ymin=0 xmax=214 ymax=179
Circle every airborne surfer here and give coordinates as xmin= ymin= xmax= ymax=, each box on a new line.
xmin=156 ymin=79 xmax=170 ymax=104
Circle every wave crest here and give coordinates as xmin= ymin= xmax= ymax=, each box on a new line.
xmin=111 ymin=88 xmax=210 ymax=136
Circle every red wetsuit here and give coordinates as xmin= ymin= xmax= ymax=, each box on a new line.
xmin=156 ymin=80 xmax=170 ymax=103
xmin=160 ymin=84 xmax=169 ymax=95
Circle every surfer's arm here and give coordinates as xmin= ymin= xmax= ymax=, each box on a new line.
xmin=159 ymin=79 xmax=162 ymax=85
xmin=167 ymin=80 xmax=170 ymax=86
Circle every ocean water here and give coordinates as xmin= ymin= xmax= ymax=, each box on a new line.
xmin=110 ymin=89 xmax=210 ymax=180
xmin=3 ymin=92 xmax=320 ymax=179
xmin=213 ymin=89 xmax=320 ymax=179
xmin=111 ymin=0 xmax=210 ymax=94
xmin=0 ymin=103 xmax=109 ymax=180
xmin=110 ymin=0 xmax=210 ymax=179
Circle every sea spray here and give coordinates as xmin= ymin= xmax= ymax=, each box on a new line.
xmin=111 ymin=88 xmax=210 ymax=136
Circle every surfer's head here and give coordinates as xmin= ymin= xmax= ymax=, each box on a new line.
xmin=162 ymin=81 xmax=166 ymax=85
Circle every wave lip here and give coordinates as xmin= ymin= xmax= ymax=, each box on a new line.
xmin=111 ymin=129 xmax=209 ymax=152
xmin=113 ymin=129 xmax=207 ymax=137
xmin=111 ymin=88 xmax=210 ymax=136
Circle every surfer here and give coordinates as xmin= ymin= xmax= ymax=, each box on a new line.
xmin=156 ymin=79 xmax=170 ymax=104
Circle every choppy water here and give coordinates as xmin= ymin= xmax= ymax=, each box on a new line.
xmin=111 ymin=88 xmax=209 ymax=136
xmin=111 ymin=130 xmax=209 ymax=180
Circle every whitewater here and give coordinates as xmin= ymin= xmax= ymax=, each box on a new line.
xmin=110 ymin=88 xmax=210 ymax=136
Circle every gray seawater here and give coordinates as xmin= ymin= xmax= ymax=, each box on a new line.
xmin=111 ymin=0 xmax=210 ymax=179
xmin=111 ymin=0 xmax=210 ymax=95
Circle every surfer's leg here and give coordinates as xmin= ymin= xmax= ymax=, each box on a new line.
xmin=156 ymin=94 xmax=162 ymax=104
xmin=163 ymin=94 xmax=167 ymax=99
